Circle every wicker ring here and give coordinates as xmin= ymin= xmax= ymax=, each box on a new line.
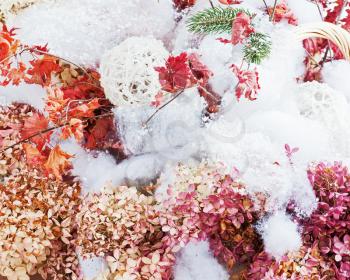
xmin=295 ymin=22 xmax=350 ymax=61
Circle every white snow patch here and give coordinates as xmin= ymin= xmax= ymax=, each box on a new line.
xmin=174 ymin=240 xmax=229 ymax=280
xmin=322 ymin=60 xmax=350 ymax=100
xmin=0 ymin=84 xmax=46 ymax=111
xmin=9 ymin=0 xmax=175 ymax=65
xmin=79 ymin=256 xmax=107 ymax=280
xmin=61 ymin=140 xmax=168 ymax=193
xmin=261 ymin=212 xmax=302 ymax=259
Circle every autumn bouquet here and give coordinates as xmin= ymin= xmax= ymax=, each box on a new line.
xmin=0 ymin=0 xmax=350 ymax=280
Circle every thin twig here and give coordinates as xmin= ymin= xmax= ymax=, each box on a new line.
xmin=1 ymin=124 xmax=67 ymax=153
xmin=262 ymin=0 xmax=269 ymax=11
xmin=269 ymin=0 xmax=278 ymax=22
xmin=0 ymin=112 xmax=114 ymax=154
xmin=209 ymin=0 xmax=214 ymax=8
xmin=143 ymin=89 xmax=185 ymax=127
xmin=32 ymin=48 xmax=92 ymax=78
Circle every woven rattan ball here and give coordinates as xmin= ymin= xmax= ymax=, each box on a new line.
xmin=100 ymin=37 xmax=169 ymax=107
xmin=295 ymin=22 xmax=350 ymax=61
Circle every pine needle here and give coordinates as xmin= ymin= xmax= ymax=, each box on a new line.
xmin=187 ymin=7 xmax=250 ymax=34
xmin=243 ymin=32 xmax=272 ymax=64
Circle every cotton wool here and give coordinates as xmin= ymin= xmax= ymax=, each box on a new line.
xmin=322 ymin=60 xmax=350 ymax=100
xmin=295 ymin=81 xmax=350 ymax=157
xmin=100 ymin=37 xmax=169 ymax=107
xmin=9 ymin=0 xmax=175 ymax=65
xmin=261 ymin=212 xmax=302 ymax=259
xmin=174 ymin=241 xmax=229 ymax=280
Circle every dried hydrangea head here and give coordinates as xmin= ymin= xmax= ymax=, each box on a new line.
xmin=0 ymin=104 xmax=82 ymax=280
xmin=100 ymin=37 xmax=169 ymax=107
xmin=0 ymin=0 xmax=44 ymax=21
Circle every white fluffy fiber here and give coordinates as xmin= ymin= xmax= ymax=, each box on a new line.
xmin=0 ymin=84 xmax=46 ymax=112
xmin=9 ymin=0 xmax=175 ymax=65
xmin=322 ymin=60 xmax=350 ymax=100
xmin=261 ymin=212 xmax=302 ymax=259
xmin=174 ymin=241 xmax=229 ymax=280
xmin=100 ymin=37 xmax=169 ymax=107
xmin=79 ymin=256 xmax=107 ymax=280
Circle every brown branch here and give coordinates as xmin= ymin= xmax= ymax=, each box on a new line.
xmin=32 ymin=48 xmax=92 ymax=78
xmin=270 ymin=0 xmax=278 ymax=22
xmin=0 ymin=112 xmax=114 ymax=154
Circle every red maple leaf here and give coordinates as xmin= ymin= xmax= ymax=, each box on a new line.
xmin=25 ymin=55 xmax=61 ymax=87
xmin=23 ymin=143 xmax=47 ymax=167
xmin=173 ymin=0 xmax=196 ymax=10
xmin=0 ymin=62 xmax=26 ymax=86
xmin=231 ymin=64 xmax=260 ymax=101
xmin=268 ymin=0 xmax=298 ymax=26
xmin=188 ymin=53 xmax=213 ymax=86
xmin=155 ymin=52 xmax=196 ymax=93
xmin=68 ymin=98 xmax=101 ymax=119
xmin=231 ymin=12 xmax=255 ymax=45
xmin=44 ymin=145 xmax=72 ymax=180
xmin=341 ymin=8 xmax=350 ymax=31
xmin=61 ymin=118 xmax=85 ymax=142
xmin=219 ymin=0 xmax=242 ymax=4
xmin=21 ymin=112 xmax=52 ymax=150
xmin=324 ymin=0 xmax=344 ymax=23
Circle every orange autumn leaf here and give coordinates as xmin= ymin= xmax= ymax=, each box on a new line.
xmin=21 ymin=112 xmax=52 ymax=150
xmin=25 ymin=55 xmax=61 ymax=87
xmin=0 ymin=62 xmax=26 ymax=86
xmin=61 ymin=118 xmax=85 ymax=142
xmin=44 ymin=145 xmax=73 ymax=180
xmin=23 ymin=143 xmax=47 ymax=167
xmin=45 ymin=87 xmax=69 ymax=124
xmin=68 ymin=98 xmax=100 ymax=118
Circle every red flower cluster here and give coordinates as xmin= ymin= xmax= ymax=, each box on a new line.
xmin=302 ymin=162 xmax=350 ymax=279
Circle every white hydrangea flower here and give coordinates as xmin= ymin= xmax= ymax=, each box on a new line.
xmin=100 ymin=37 xmax=169 ymax=107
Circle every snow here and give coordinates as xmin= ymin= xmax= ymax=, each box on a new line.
xmin=260 ymin=212 xmax=302 ymax=259
xmin=174 ymin=240 xmax=229 ymax=280
xmin=9 ymin=0 xmax=175 ymax=65
xmin=0 ymin=84 xmax=46 ymax=111
xmin=4 ymin=0 xmax=350 ymax=278
xmin=322 ymin=60 xmax=350 ymax=100
xmin=286 ymin=0 xmax=322 ymax=24
xmin=61 ymin=140 xmax=169 ymax=194
xmin=79 ymin=256 xmax=107 ymax=280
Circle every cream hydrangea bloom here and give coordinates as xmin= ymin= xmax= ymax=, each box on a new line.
xmin=0 ymin=0 xmax=44 ymax=20
xmin=100 ymin=37 xmax=169 ymax=107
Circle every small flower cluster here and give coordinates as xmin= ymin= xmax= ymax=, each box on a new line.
xmin=78 ymin=162 xmax=263 ymax=279
xmin=0 ymin=104 xmax=82 ymax=280
xmin=302 ymin=162 xmax=350 ymax=280
xmin=77 ymin=185 xmax=175 ymax=280
xmin=246 ymin=162 xmax=350 ymax=279
xmin=247 ymin=245 xmax=335 ymax=279
xmin=160 ymin=166 xmax=261 ymax=272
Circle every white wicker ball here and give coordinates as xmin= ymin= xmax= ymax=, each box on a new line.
xmin=100 ymin=36 xmax=169 ymax=107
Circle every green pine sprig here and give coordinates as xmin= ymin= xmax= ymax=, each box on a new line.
xmin=243 ymin=32 xmax=271 ymax=64
xmin=187 ymin=7 xmax=250 ymax=34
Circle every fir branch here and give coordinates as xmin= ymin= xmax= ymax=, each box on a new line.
xmin=187 ymin=7 xmax=250 ymax=34
xmin=243 ymin=32 xmax=271 ymax=64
